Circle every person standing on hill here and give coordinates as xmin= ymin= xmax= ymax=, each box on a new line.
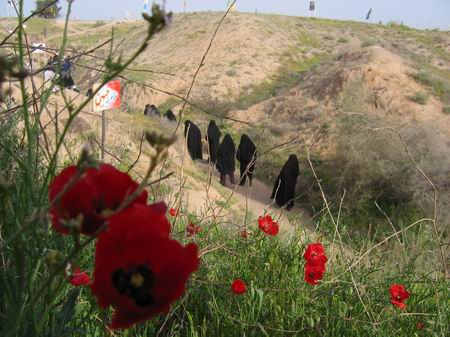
xmin=217 ymin=134 xmax=236 ymax=187
xmin=149 ymin=104 xmax=161 ymax=117
xmin=271 ymin=154 xmax=300 ymax=210
xmin=143 ymin=104 xmax=150 ymax=116
xmin=236 ymin=134 xmax=257 ymax=186
xmin=184 ymin=120 xmax=203 ymax=161
xmin=165 ymin=109 xmax=177 ymax=122
xmin=206 ymin=120 xmax=221 ymax=166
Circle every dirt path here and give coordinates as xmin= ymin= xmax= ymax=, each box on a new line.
xmin=193 ymin=160 xmax=313 ymax=237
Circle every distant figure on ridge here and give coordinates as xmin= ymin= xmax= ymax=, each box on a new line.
xmin=144 ymin=104 xmax=161 ymax=117
xmin=165 ymin=109 xmax=177 ymax=122
xmin=271 ymin=154 xmax=299 ymax=210
xmin=149 ymin=104 xmax=161 ymax=117
xmin=184 ymin=120 xmax=203 ymax=160
xmin=217 ymin=134 xmax=236 ymax=187
xmin=143 ymin=104 xmax=150 ymax=116
xmin=206 ymin=120 xmax=221 ymax=166
xmin=236 ymin=134 xmax=257 ymax=186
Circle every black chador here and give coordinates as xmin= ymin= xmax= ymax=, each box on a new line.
xmin=217 ymin=134 xmax=236 ymax=186
xmin=271 ymin=154 xmax=300 ymax=210
xmin=236 ymin=134 xmax=257 ymax=186
xmin=165 ymin=109 xmax=176 ymax=122
xmin=144 ymin=104 xmax=161 ymax=117
xmin=184 ymin=120 xmax=203 ymax=160
xmin=149 ymin=105 xmax=161 ymax=117
xmin=143 ymin=104 xmax=150 ymax=116
xmin=206 ymin=120 xmax=221 ymax=166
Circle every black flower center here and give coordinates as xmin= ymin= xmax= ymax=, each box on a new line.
xmin=95 ymin=198 xmax=121 ymax=218
xmin=112 ymin=265 xmax=155 ymax=307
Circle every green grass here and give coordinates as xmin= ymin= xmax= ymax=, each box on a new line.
xmin=410 ymin=71 xmax=450 ymax=104
xmin=234 ymin=54 xmax=326 ymax=110
xmin=361 ymin=38 xmax=377 ymax=47
xmin=407 ymin=91 xmax=429 ymax=105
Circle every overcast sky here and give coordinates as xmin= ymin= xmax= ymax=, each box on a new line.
xmin=1 ymin=0 xmax=449 ymax=30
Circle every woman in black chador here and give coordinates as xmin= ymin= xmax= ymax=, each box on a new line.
xmin=236 ymin=134 xmax=257 ymax=186
xmin=149 ymin=105 xmax=161 ymax=117
xmin=165 ymin=109 xmax=176 ymax=122
xmin=143 ymin=104 xmax=150 ymax=116
xmin=184 ymin=120 xmax=203 ymax=161
xmin=271 ymin=154 xmax=300 ymax=210
xmin=206 ymin=120 xmax=221 ymax=166
xmin=217 ymin=134 xmax=236 ymax=186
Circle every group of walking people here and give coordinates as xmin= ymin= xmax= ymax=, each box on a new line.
xmin=143 ymin=104 xmax=177 ymax=122
xmin=184 ymin=119 xmax=301 ymax=211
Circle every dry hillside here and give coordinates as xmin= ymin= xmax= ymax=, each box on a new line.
xmin=1 ymin=12 xmax=449 ymax=225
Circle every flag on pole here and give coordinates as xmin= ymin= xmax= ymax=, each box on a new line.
xmin=309 ymin=1 xmax=316 ymax=17
xmin=143 ymin=0 xmax=149 ymax=13
xmin=366 ymin=7 xmax=372 ymax=20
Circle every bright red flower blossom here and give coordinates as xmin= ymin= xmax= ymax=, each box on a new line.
xmin=390 ymin=284 xmax=410 ymax=310
xmin=303 ymin=243 xmax=327 ymax=285
xmin=231 ymin=279 xmax=247 ymax=295
xmin=187 ymin=223 xmax=201 ymax=236
xmin=49 ymin=164 xmax=147 ymax=236
xmin=304 ymin=262 xmax=326 ymax=285
xmin=258 ymin=215 xmax=279 ymax=236
xmin=91 ymin=204 xmax=199 ymax=329
xmin=169 ymin=208 xmax=178 ymax=217
xmin=303 ymin=243 xmax=326 ymax=262
xmin=307 ymin=253 xmax=328 ymax=266
xmin=70 ymin=268 xmax=91 ymax=287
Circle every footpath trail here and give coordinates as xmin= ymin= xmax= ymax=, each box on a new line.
xmin=193 ymin=160 xmax=313 ymax=239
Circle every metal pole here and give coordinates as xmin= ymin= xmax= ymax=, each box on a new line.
xmin=55 ymin=103 xmax=58 ymax=164
xmin=101 ymin=110 xmax=106 ymax=160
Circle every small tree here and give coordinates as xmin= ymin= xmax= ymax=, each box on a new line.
xmin=33 ymin=0 xmax=61 ymax=19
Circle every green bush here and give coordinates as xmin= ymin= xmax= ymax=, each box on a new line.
xmin=361 ymin=38 xmax=377 ymax=48
xmin=408 ymin=91 xmax=428 ymax=105
xmin=410 ymin=71 xmax=450 ymax=104
xmin=92 ymin=20 xmax=106 ymax=28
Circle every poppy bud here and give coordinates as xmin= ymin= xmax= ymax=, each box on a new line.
xmin=231 ymin=279 xmax=247 ymax=295
xmin=45 ymin=250 xmax=62 ymax=268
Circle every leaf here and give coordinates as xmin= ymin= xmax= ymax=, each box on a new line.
xmin=54 ymin=288 xmax=80 ymax=335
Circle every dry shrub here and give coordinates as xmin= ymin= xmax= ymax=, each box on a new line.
xmin=334 ymin=114 xmax=450 ymax=228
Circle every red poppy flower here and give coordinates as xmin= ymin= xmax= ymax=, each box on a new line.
xmin=169 ymin=208 xmax=178 ymax=217
xmin=258 ymin=215 xmax=279 ymax=236
xmin=304 ymin=262 xmax=326 ymax=285
xmin=70 ymin=268 xmax=91 ymax=287
xmin=303 ymin=243 xmax=326 ymax=262
xmin=91 ymin=204 xmax=199 ymax=329
xmin=390 ymin=284 xmax=410 ymax=310
xmin=231 ymin=279 xmax=247 ymax=295
xmin=49 ymin=164 xmax=147 ymax=236
xmin=187 ymin=223 xmax=201 ymax=236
